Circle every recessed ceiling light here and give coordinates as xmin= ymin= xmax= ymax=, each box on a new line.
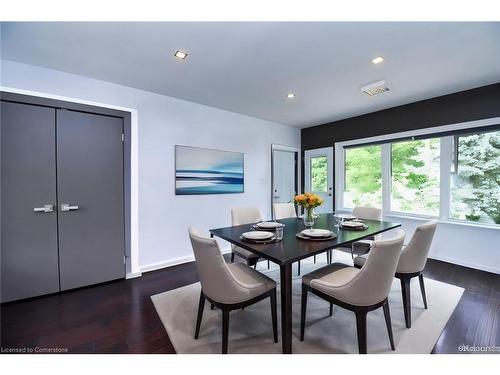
xmin=174 ymin=50 xmax=188 ymax=60
xmin=286 ymin=93 xmax=296 ymax=99
xmin=371 ymin=56 xmax=384 ymax=64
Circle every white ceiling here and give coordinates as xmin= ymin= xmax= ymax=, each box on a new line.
xmin=1 ymin=22 xmax=500 ymax=128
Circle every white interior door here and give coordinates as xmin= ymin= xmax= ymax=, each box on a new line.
xmin=304 ymin=147 xmax=333 ymax=213
xmin=272 ymin=149 xmax=296 ymax=204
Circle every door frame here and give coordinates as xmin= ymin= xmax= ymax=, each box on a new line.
xmin=271 ymin=144 xmax=300 ymax=219
xmin=304 ymin=147 xmax=334 ymax=212
xmin=0 ymin=88 xmax=140 ymax=279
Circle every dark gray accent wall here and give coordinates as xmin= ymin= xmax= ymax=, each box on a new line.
xmin=301 ymin=83 xmax=500 ymax=193
xmin=302 ymin=83 xmax=500 ymax=151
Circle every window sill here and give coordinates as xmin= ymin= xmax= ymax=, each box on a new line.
xmin=336 ymin=208 xmax=500 ymax=230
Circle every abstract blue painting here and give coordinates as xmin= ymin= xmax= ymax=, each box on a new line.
xmin=175 ymin=145 xmax=244 ymax=195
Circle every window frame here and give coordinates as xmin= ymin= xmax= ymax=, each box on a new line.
xmin=334 ymin=116 xmax=500 ymax=228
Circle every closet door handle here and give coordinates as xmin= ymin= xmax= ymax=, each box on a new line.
xmin=34 ymin=204 xmax=54 ymax=213
xmin=61 ymin=204 xmax=79 ymax=212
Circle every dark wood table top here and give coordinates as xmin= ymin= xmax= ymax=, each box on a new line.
xmin=210 ymin=213 xmax=401 ymax=265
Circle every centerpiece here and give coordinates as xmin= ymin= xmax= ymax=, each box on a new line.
xmin=293 ymin=192 xmax=324 ymax=228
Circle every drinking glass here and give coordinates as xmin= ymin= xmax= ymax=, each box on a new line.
xmin=333 ymin=215 xmax=341 ymax=228
xmin=275 ymin=226 xmax=284 ymax=241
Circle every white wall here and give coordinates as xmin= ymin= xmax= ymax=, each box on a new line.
xmin=0 ymin=60 xmax=301 ymax=273
xmin=382 ymin=215 xmax=500 ymax=274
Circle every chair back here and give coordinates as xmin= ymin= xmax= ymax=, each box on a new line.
xmin=352 ymin=206 xmax=382 ymax=220
xmin=188 ymin=227 xmax=250 ymax=303
xmin=397 ymin=221 xmax=437 ymax=274
xmin=231 ymin=207 xmax=263 ymax=226
xmin=342 ymin=230 xmax=405 ymax=306
xmin=273 ymin=203 xmax=297 ymax=220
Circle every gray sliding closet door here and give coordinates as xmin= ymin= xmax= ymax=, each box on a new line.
xmin=1 ymin=101 xmax=60 ymax=302
xmin=56 ymin=110 xmax=125 ymax=290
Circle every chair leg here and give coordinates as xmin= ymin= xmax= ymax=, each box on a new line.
xmin=300 ymin=284 xmax=308 ymax=341
xmin=222 ymin=309 xmax=230 ymax=354
xmin=400 ymin=277 xmax=412 ymax=328
xmin=350 ymin=246 xmax=354 ymax=260
xmin=328 ymin=250 xmax=333 ymax=264
xmin=329 ymin=302 xmax=333 ymax=317
xmin=354 ymin=310 xmax=368 ymax=354
xmin=267 ymin=260 xmax=270 ymax=269
xmin=418 ymin=273 xmax=428 ymax=309
xmin=210 ymin=304 xmax=215 ymax=310
xmin=253 ymin=263 xmax=257 ymax=269
xmin=313 ymin=255 xmax=316 ymax=263
xmin=194 ymin=291 xmax=205 ymax=339
xmin=297 ymin=260 xmax=301 ymax=276
xmin=231 ymin=252 xmax=235 ymax=263
xmin=382 ymin=299 xmax=395 ymax=350
xmin=270 ymin=289 xmax=278 ymax=343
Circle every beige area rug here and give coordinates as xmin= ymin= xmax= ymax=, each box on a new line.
xmin=151 ymin=253 xmax=464 ymax=354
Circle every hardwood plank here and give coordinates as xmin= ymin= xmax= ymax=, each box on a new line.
xmin=1 ymin=256 xmax=498 ymax=354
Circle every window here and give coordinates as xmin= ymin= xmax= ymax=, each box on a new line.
xmin=450 ymin=130 xmax=500 ymax=224
xmin=336 ymin=122 xmax=500 ymax=227
xmin=391 ymin=138 xmax=440 ymax=215
xmin=344 ymin=145 xmax=382 ymax=208
xmin=310 ymin=156 xmax=327 ymax=192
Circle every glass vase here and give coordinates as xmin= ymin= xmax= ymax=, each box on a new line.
xmin=303 ymin=207 xmax=315 ymax=228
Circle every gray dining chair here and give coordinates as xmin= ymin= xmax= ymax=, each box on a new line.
xmin=189 ymin=227 xmax=278 ymax=354
xmin=354 ymin=220 xmax=437 ymax=328
xmin=300 ymin=229 xmax=405 ymax=353
xmin=231 ymin=207 xmax=269 ymax=269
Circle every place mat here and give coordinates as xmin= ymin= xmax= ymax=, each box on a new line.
xmin=239 ymin=236 xmax=279 ymax=244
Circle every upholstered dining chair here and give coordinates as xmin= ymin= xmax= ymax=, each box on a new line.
xmin=331 ymin=206 xmax=382 ymax=262
xmin=301 ymin=229 xmax=405 ymax=354
xmin=188 ymin=227 xmax=278 ymax=354
xmin=354 ymin=221 xmax=437 ymax=328
xmin=231 ymin=207 xmax=268 ymax=269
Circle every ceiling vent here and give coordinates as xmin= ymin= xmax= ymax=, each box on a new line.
xmin=361 ymin=80 xmax=390 ymax=96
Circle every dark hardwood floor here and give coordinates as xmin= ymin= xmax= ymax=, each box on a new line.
xmin=1 ymin=256 xmax=498 ymax=354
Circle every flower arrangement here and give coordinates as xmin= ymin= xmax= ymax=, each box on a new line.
xmin=294 ymin=192 xmax=324 ymax=227
xmin=293 ymin=192 xmax=324 ymax=209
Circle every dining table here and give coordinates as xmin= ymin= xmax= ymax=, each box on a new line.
xmin=209 ymin=212 xmax=401 ymax=354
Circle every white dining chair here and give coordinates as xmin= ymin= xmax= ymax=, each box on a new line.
xmin=273 ymin=202 xmax=297 ymax=220
xmin=189 ymin=227 xmax=278 ymax=354
xmin=354 ymin=221 xmax=437 ymax=328
xmin=333 ymin=206 xmax=382 ymax=262
xmin=301 ymin=229 xmax=405 ymax=353
xmin=231 ymin=207 xmax=268 ymax=269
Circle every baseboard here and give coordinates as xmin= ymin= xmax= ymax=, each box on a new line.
xmin=140 ymin=247 xmax=232 ymax=274
xmin=125 ymin=271 xmax=142 ymax=279
xmin=429 ymin=253 xmax=500 ymax=275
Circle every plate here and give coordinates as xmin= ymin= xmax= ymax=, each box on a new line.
xmin=241 ymin=231 xmax=274 ymax=240
xmin=341 ymin=221 xmax=368 ymax=230
xmin=256 ymin=221 xmax=283 ymax=229
xmin=301 ymin=229 xmax=332 ymax=238
xmin=335 ymin=213 xmax=357 ymax=220
xmin=296 ymin=232 xmax=337 ymax=241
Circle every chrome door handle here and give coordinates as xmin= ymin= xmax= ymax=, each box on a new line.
xmin=34 ymin=204 xmax=54 ymax=213
xmin=61 ymin=204 xmax=79 ymax=212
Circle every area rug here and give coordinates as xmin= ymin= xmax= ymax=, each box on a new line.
xmin=151 ymin=253 xmax=464 ymax=354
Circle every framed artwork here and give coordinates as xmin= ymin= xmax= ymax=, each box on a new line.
xmin=175 ymin=145 xmax=244 ymax=195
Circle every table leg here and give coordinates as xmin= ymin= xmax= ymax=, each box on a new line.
xmin=280 ymin=263 xmax=293 ymax=354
